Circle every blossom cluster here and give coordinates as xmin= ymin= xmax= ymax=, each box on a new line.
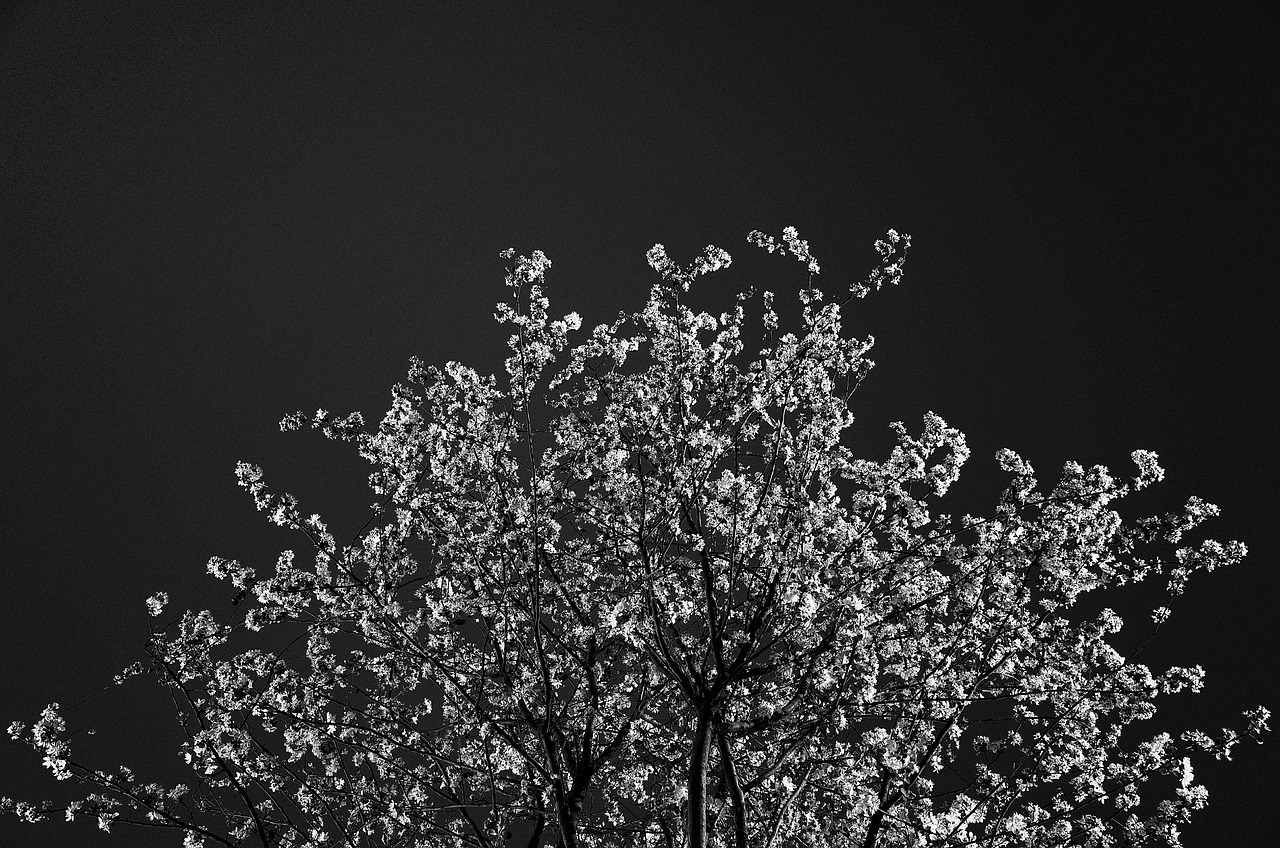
xmin=3 ymin=229 xmax=1266 ymax=848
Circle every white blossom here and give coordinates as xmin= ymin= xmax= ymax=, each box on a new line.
xmin=145 ymin=592 xmax=169 ymax=618
xmin=3 ymin=229 xmax=1265 ymax=848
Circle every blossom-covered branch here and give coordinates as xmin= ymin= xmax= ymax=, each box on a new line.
xmin=4 ymin=229 xmax=1266 ymax=848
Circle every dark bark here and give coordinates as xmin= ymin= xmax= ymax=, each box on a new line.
xmin=863 ymin=768 xmax=894 ymax=848
xmin=556 ymin=799 xmax=578 ymax=848
xmin=687 ymin=706 xmax=713 ymax=848
xmin=716 ymin=727 xmax=748 ymax=848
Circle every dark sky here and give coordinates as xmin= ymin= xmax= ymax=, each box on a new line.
xmin=2 ymin=2 xmax=1277 ymax=846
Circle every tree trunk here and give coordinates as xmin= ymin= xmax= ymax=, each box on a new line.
xmin=557 ymin=804 xmax=578 ymax=848
xmin=552 ymin=775 xmax=578 ymax=848
xmin=687 ymin=707 xmax=713 ymax=848
xmin=716 ymin=728 xmax=748 ymax=848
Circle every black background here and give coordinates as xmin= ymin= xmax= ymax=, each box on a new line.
xmin=2 ymin=2 xmax=1276 ymax=846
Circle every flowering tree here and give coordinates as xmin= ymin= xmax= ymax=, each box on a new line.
xmin=4 ymin=228 xmax=1268 ymax=848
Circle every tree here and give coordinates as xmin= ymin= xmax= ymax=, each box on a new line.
xmin=4 ymin=227 xmax=1269 ymax=848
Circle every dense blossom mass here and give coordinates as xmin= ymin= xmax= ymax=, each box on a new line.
xmin=3 ymin=228 xmax=1268 ymax=847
